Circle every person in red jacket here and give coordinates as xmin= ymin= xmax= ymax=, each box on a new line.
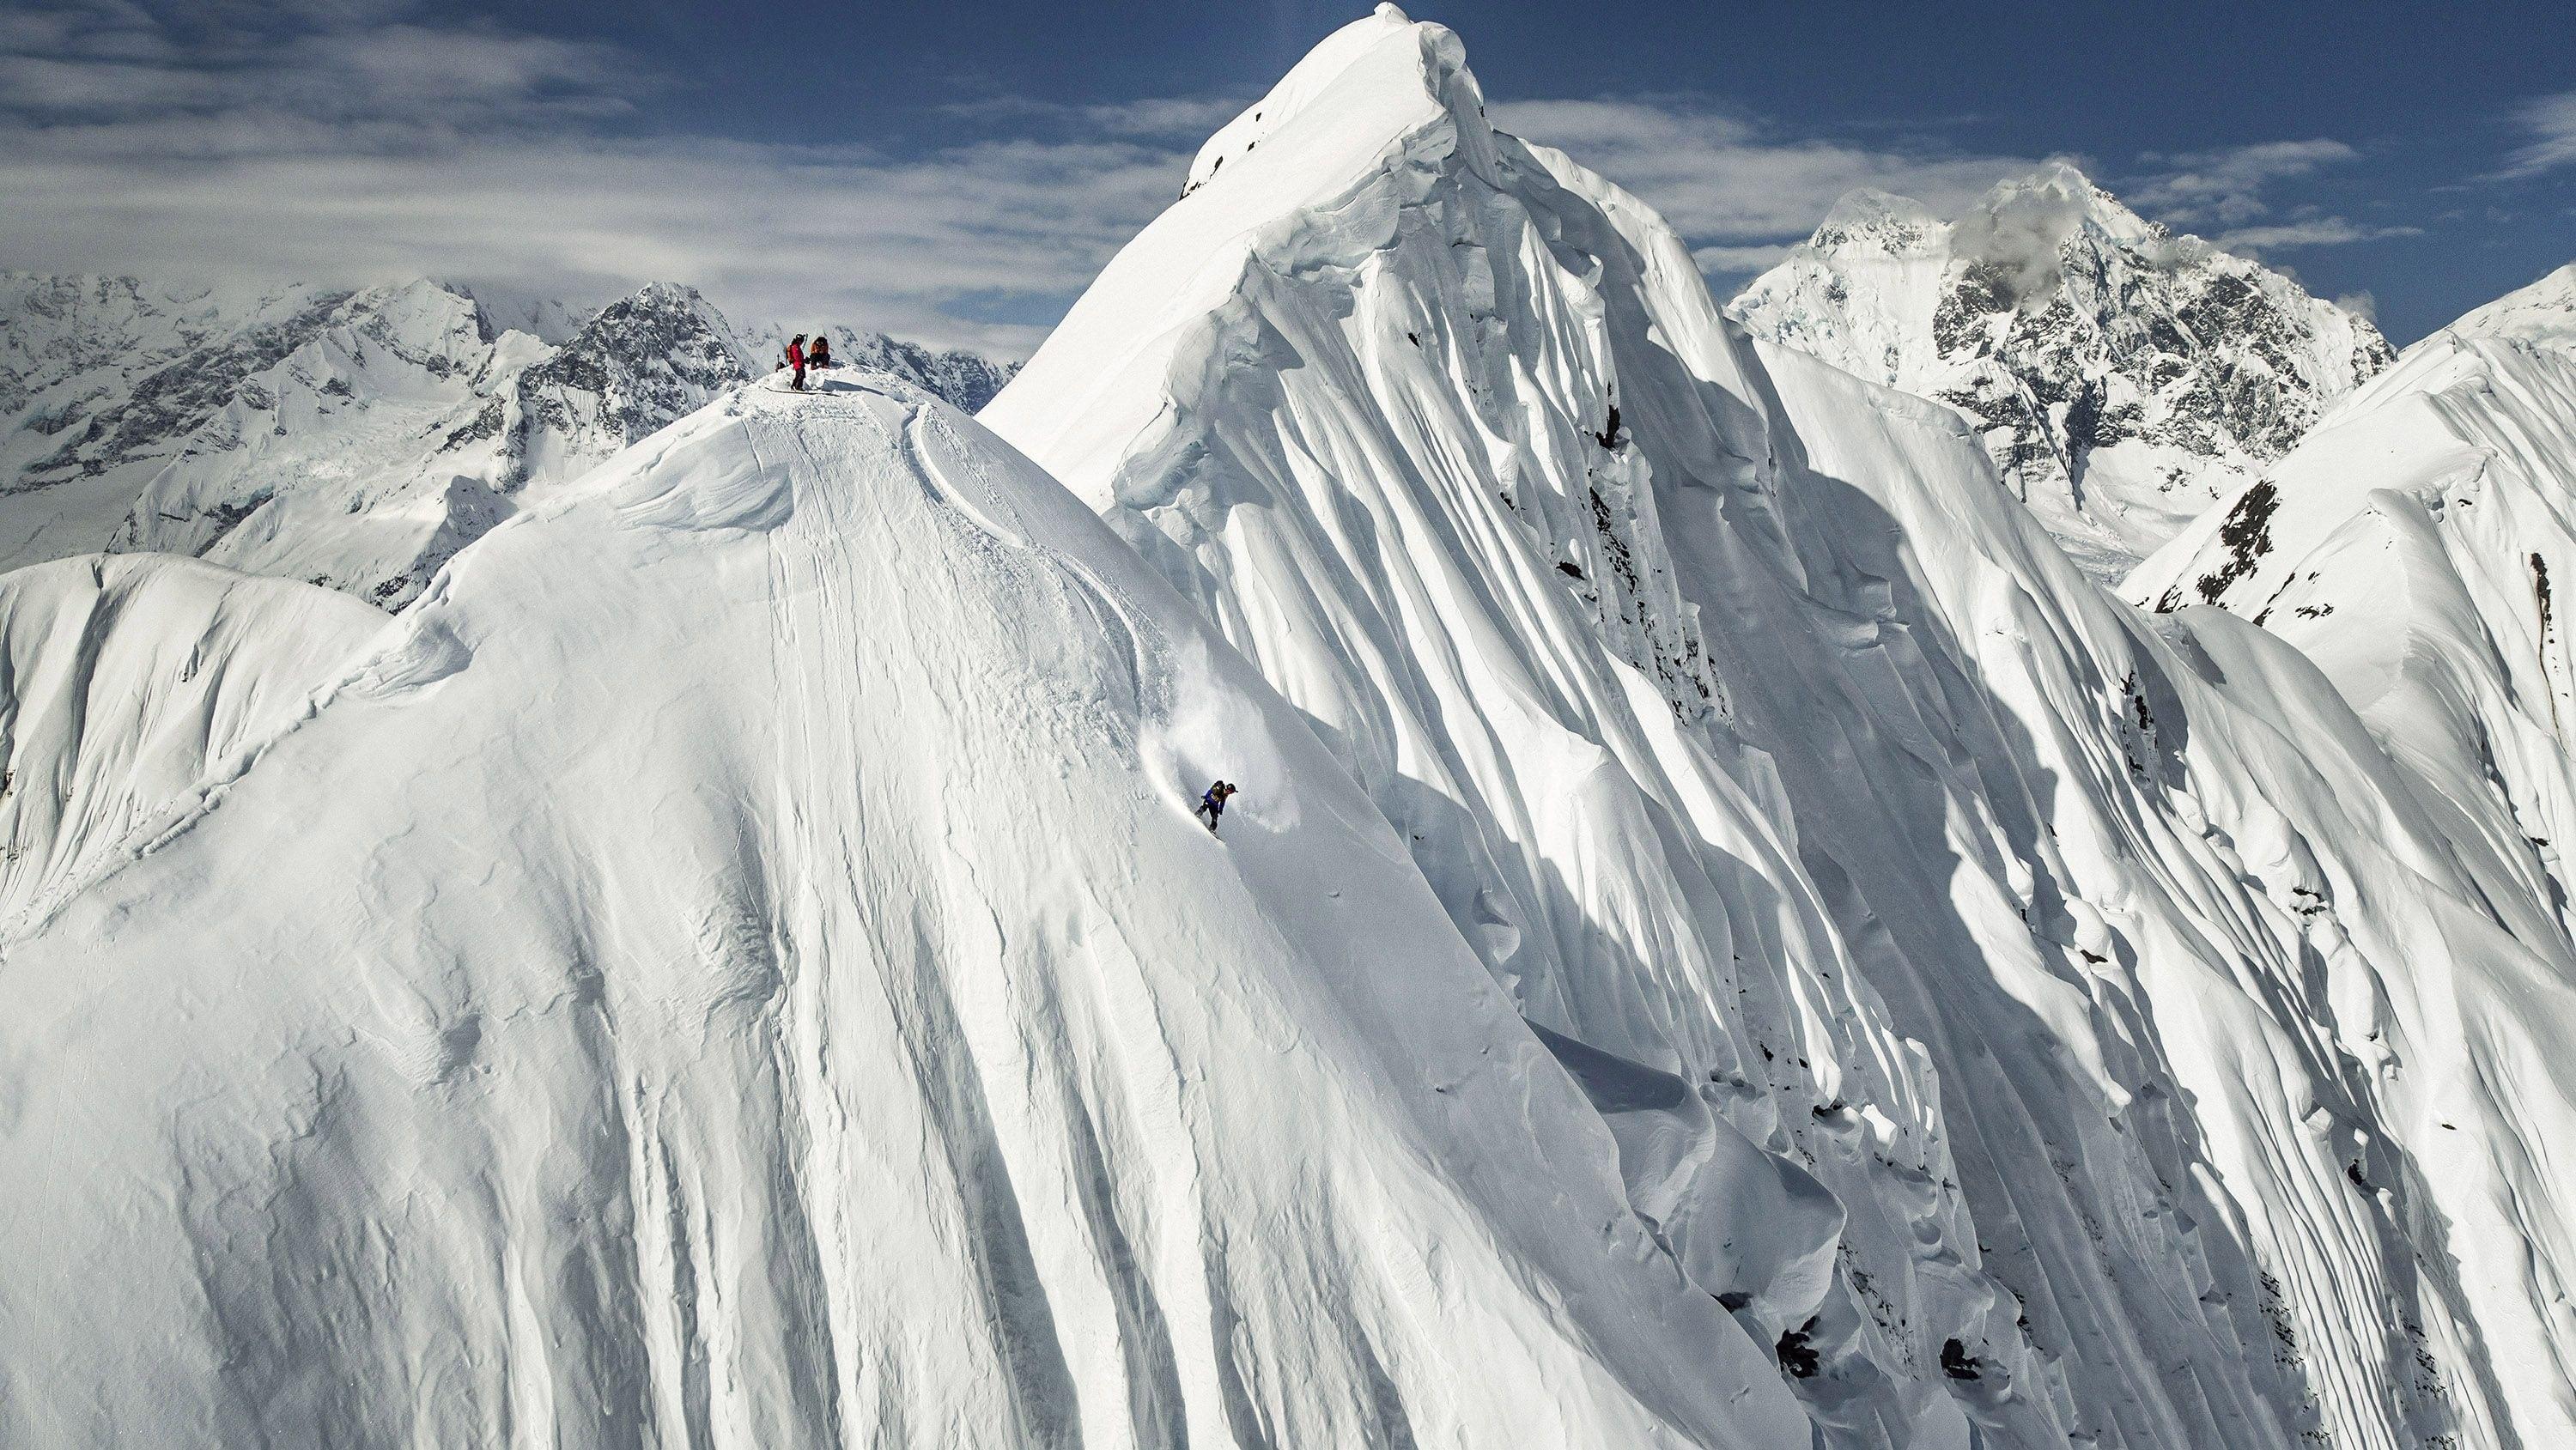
xmin=785 ymin=334 xmax=808 ymax=391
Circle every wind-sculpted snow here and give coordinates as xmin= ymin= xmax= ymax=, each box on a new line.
xmin=993 ymin=9 xmax=2576 ymax=1446
xmin=2451 ymin=262 xmax=2576 ymax=349
xmin=0 ymin=555 xmax=386 ymax=933
xmin=1732 ymin=168 xmax=2392 ymax=580
xmin=0 ymin=375 xmax=1820 ymax=1447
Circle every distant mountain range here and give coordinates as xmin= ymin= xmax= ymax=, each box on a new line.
xmin=0 ymin=274 xmax=1015 ymax=606
xmin=1731 ymin=164 xmax=2393 ymax=579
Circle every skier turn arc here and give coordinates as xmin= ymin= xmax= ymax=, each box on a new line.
xmin=1195 ymin=780 xmax=1239 ymax=835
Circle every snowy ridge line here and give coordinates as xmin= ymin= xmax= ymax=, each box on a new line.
xmin=3 ymin=373 xmax=1822 ymax=1447
xmin=0 ymin=276 xmax=1018 ymax=611
xmin=0 ymin=557 xmax=391 ymax=948
xmin=989 ymin=8 xmax=2576 ymax=1445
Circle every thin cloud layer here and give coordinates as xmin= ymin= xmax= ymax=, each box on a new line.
xmin=2130 ymin=140 xmax=2360 ymax=226
xmin=0 ymin=0 xmax=1197 ymax=354
xmin=1492 ymin=98 xmax=2042 ymax=253
xmin=2499 ymin=91 xmax=2576 ymax=179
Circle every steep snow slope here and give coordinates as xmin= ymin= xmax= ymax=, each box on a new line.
xmin=2132 ymin=275 xmax=2576 ymax=953
xmin=0 ymin=374 xmax=1820 ymax=1447
xmin=0 ymin=555 xmax=386 ymax=931
xmin=2 ymin=278 xmax=1018 ymax=607
xmin=992 ymin=9 xmax=2576 ymax=1447
xmin=1732 ymin=168 xmax=2392 ymax=579
xmin=2451 ymin=261 xmax=2576 ymax=349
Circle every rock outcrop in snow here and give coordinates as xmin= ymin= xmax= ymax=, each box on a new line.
xmin=2131 ymin=265 xmax=2576 ymax=937
xmin=1731 ymin=166 xmax=2393 ymax=579
xmin=0 ymin=276 xmax=1016 ymax=607
xmin=994 ymin=11 xmax=2576 ymax=1447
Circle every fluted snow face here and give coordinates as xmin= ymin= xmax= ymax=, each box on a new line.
xmin=994 ymin=12 xmax=2576 ymax=1448
xmin=0 ymin=376 xmax=1824 ymax=1450
xmin=1733 ymin=167 xmax=2394 ymax=580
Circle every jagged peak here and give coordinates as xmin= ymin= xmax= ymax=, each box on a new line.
xmin=1965 ymin=160 xmax=2168 ymax=252
xmin=1807 ymin=188 xmax=1947 ymax=256
xmin=562 ymin=282 xmax=737 ymax=351
xmin=1182 ymin=4 xmax=1486 ymax=197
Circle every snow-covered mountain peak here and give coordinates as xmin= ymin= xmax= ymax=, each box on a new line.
xmin=1807 ymin=187 xmax=1947 ymax=257
xmin=2451 ymin=260 xmax=2576 ymax=350
xmin=1979 ymin=160 xmax=2166 ymax=242
xmin=2 ymin=275 xmax=1021 ymax=608
xmin=1181 ymin=3 xmax=1488 ymax=202
xmin=1735 ymin=166 xmax=2390 ymax=578
xmin=6 ymin=373 xmax=1834 ymax=1447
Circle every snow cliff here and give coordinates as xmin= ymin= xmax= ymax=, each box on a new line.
xmin=993 ymin=10 xmax=2576 ymax=1446
xmin=0 ymin=373 xmax=1820 ymax=1447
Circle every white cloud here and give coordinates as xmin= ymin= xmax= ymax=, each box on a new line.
xmin=2214 ymin=218 xmax=2422 ymax=252
xmin=0 ymin=0 xmax=1195 ymax=355
xmin=2496 ymin=92 xmax=2576 ymax=179
xmin=1690 ymin=243 xmax=1797 ymax=276
xmin=2129 ymin=139 xmax=2360 ymax=226
xmin=1492 ymin=98 xmax=2040 ymax=246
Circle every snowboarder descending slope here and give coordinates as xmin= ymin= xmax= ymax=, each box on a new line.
xmin=1195 ymin=780 xmax=1238 ymax=834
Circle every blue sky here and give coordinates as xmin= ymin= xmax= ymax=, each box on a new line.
xmin=3 ymin=0 xmax=2568 ymax=352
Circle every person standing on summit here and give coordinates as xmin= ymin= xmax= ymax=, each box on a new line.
xmin=784 ymin=334 xmax=808 ymax=391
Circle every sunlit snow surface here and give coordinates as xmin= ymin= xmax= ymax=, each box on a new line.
xmin=993 ymin=7 xmax=2576 ymax=1446
xmin=0 ymin=375 xmax=1816 ymax=1447
xmin=5 ymin=7 xmax=2575 ymax=1449
xmin=1731 ymin=168 xmax=2391 ymax=581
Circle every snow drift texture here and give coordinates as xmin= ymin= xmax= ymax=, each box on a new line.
xmin=0 ymin=374 xmax=1820 ymax=1447
xmin=1731 ymin=168 xmax=2392 ymax=579
xmin=993 ymin=9 xmax=2576 ymax=1447
xmin=7 ymin=7 xmax=2576 ymax=1449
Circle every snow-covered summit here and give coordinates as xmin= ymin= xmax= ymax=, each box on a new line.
xmin=0 ymin=375 xmax=1813 ymax=1447
xmin=2449 ymin=260 xmax=2576 ymax=350
xmin=0 ymin=276 xmax=1017 ymax=606
xmin=1732 ymin=165 xmax=2392 ymax=579
xmin=996 ymin=12 xmax=2576 ymax=1446
xmin=1807 ymin=187 xmax=1947 ymax=256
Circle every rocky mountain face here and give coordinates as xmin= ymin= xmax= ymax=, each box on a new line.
xmin=0 ymin=274 xmax=1015 ymax=607
xmin=1732 ymin=166 xmax=2394 ymax=579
